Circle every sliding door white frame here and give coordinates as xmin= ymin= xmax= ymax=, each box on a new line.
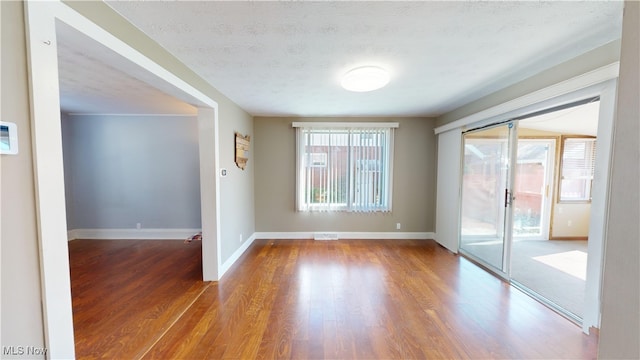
xmin=434 ymin=69 xmax=618 ymax=333
xmin=583 ymin=79 xmax=617 ymax=332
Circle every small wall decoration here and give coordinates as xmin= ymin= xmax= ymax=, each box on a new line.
xmin=235 ymin=132 xmax=250 ymax=170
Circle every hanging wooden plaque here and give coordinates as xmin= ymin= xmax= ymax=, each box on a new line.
xmin=235 ymin=132 xmax=250 ymax=170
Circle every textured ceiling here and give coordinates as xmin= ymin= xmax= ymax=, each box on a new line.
xmin=100 ymin=1 xmax=622 ymax=117
xmin=56 ymin=21 xmax=196 ymax=115
xmin=55 ymin=1 xmax=623 ymax=118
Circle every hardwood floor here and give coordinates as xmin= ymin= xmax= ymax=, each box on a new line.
xmin=69 ymin=239 xmax=598 ymax=359
xmin=69 ymin=239 xmax=207 ymax=359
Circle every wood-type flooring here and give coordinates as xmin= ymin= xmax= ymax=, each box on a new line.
xmin=69 ymin=239 xmax=598 ymax=359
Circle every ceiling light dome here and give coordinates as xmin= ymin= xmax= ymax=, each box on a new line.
xmin=341 ymin=66 xmax=390 ymax=92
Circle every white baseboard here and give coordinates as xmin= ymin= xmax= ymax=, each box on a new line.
xmin=254 ymin=232 xmax=435 ymax=240
xmin=67 ymin=229 xmax=80 ymax=241
xmin=67 ymin=228 xmax=202 ymax=241
xmin=253 ymin=232 xmax=313 ymax=240
xmin=219 ymin=233 xmax=256 ymax=278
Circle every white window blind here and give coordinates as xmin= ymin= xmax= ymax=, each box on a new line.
xmin=560 ymin=138 xmax=597 ymax=201
xmin=294 ymin=123 xmax=397 ymax=212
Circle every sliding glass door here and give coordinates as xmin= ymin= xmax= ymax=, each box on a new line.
xmin=459 ymin=99 xmax=601 ymax=323
xmin=459 ymin=123 xmax=516 ymax=272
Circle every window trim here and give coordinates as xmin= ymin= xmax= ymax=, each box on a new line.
xmin=293 ymin=122 xmax=399 ymax=129
xmin=557 ymin=135 xmax=597 ymax=203
xmin=294 ymin=122 xmax=397 ymax=212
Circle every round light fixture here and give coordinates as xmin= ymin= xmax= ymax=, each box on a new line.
xmin=341 ymin=66 xmax=390 ymax=92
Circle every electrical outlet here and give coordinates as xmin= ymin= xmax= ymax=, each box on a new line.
xmin=136 ymin=223 xmax=141 ymax=230
xmin=567 ymin=220 xmax=572 ymax=227
xmin=396 ymin=223 xmax=401 ymax=230
xmin=239 ymin=233 xmax=243 ymax=243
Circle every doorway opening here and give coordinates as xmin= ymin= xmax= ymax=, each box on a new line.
xmin=24 ymin=1 xmax=221 ymax=356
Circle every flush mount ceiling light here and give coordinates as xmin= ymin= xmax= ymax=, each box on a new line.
xmin=341 ymin=66 xmax=390 ymax=92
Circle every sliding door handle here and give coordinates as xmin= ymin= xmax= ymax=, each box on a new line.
xmin=505 ymin=189 xmax=509 ymax=208
xmin=504 ymin=189 xmax=515 ymax=207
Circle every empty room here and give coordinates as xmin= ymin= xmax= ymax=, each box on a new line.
xmin=2 ymin=1 xmax=638 ymax=359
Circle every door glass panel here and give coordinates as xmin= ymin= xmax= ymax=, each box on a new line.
xmin=510 ymin=100 xmax=600 ymax=321
xmin=460 ymin=124 xmax=512 ymax=271
xmin=512 ymin=140 xmax=554 ymax=239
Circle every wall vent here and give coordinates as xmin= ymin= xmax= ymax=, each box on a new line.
xmin=313 ymin=232 xmax=339 ymax=241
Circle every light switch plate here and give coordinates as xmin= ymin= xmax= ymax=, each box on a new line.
xmin=0 ymin=121 xmax=19 ymax=155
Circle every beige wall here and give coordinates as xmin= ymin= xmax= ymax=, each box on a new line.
xmin=63 ymin=1 xmax=255 ymax=264
xmin=551 ymin=203 xmax=590 ymax=238
xmin=599 ymin=1 xmax=640 ymax=358
xmin=219 ymin=103 xmax=255 ymax=261
xmin=1 ymin=1 xmax=46 ymax=355
xmin=254 ymin=117 xmax=436 ymax=233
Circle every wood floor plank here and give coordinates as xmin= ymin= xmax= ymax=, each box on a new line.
xmin=69 ymin=240 xmax=207 ymax=359
xmin=70 ymin=239 xmax=598 ymax=359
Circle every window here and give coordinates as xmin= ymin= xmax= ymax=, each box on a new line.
xmin=294 ymin=122 xmax=397 ymax=212
xmin=559 ymin=137 xmax=596 ymax=202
